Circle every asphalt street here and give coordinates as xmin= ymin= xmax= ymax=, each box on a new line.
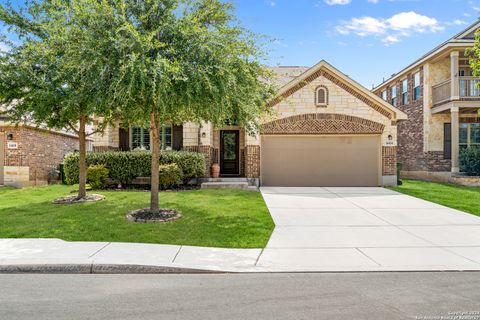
xmin=0 ymin=272 xmax=479 ymax=320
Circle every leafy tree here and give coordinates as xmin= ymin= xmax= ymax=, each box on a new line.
xmin=467 ymin=29 xmax=480 ymax=116
xmin=109 ymin=0 xmax=275 ymax=213
xmin=0 ymin=0 xmax=121 ymax=199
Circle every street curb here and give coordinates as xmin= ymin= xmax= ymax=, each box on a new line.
xmin=0 ymin=264 xmax=223 ymax=274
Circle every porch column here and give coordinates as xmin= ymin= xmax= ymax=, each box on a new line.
xmin=451 ymin=106 xmax=460 ymax=173
xmin=450 ymin=51 xmax=460 ymax=100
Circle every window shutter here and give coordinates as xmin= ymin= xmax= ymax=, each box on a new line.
xmin=119 ymin=127 xmax=130 ymax=151
xmin=444 ymin=123 xmax=452 ymax=160
xmin=172 ymin=125 xmax=183 ymax=151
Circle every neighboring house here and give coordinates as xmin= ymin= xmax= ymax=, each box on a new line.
xmin=0 ymin=114 xmax=87 ymax=187
xmin=92 ymin=60 xmax=407 ymax=187
xmin=373 ymin=22 xmax=480 ymax=182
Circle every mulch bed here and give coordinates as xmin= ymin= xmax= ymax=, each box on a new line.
xmin=52 ymin=194 xmax=105 ymax=204
xmin=126 ymin=208 xmax=182 ymax=223
xmin=106 ymin=185 xmax=201 ymax=192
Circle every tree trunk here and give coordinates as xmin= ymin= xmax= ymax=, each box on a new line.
xmin=78 ymin=115 xmax=87 ymax=199
xmin=150 ymin=111 xmax=160 ymax=213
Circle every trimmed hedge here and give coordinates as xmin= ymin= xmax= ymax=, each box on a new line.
xmin=159 ymin=163 xmax=183 ymax=189
xmin=460 ymin=147 xmax=480 ymax=176
xmin=87 ymin=165 xmax=109 ymax=190
xmin=64 ymin=151 xmax=205 ymax=185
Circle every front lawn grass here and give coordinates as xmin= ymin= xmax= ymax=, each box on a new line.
xmin=0 ymin=185 xmax=274 ymax=248
xmin=391 ymin=179 xmax=480 ymax=217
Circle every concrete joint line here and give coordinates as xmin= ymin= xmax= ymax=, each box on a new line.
xmin=355 ymin=248 xmax=382 ymax=267
xmin=88 ymin=242 xmax=111 ymax=259
xmin=172 ymin=246 xmax=183 ymax=263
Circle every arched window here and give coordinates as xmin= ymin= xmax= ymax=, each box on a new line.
xmin=315 ymin=86 xmax=328 ymax=106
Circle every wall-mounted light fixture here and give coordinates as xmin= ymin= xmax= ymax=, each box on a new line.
xmin=388 ymin=134 xmax=393 ymax=141
xmin=201 ymin=132 xmax=206 ymax=138
xmin=7 ymin=133 xmax=14 ymax=141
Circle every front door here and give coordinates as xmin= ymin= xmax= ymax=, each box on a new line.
xmin=220 ymin=130 xmax=240 ymax=176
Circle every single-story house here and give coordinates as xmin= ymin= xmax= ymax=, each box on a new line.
xmin=0 ymin=117 xmax=87 ymax=187
xmin=92 ymin=60 xmax=407 ymax=187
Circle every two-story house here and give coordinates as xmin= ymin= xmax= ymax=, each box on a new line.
xmin=373 ymin=21 xmax=480 ymax=182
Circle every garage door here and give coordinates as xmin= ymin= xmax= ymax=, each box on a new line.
xmin=261 ymin=135 xmax=381 ymax=187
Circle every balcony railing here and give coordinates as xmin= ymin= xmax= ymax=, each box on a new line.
xmin=432 ymin=77 xmax=480 ymax=106
xmin=459 ymin=77 xmax=480 ymax=99
xmin=432 ymin=80 xmax=451 ymax=106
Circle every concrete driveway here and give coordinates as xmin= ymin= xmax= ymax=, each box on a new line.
xmin=258 ymin=187 xmax=480 ymax=272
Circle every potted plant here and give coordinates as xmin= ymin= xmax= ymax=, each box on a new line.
xmin=211 ymin=163 xmax=220 ymax=178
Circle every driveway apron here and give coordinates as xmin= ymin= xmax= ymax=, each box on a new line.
xmin=258 ymin=187 xmax=480 ymax=272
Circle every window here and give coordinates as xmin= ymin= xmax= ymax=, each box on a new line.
xmin=381 ymin=90 xmax=387 ymax=101
xmin=413 ymin=72 xmax=421 ymax=101
xmin=460 ymin=123 xmax=480 ymax=150
xmin=391 ymin=86 xmax=397 ymax=107
xmin=315 ymin=86 xmax=328 ymax=106
xmin=131 ymin=124 xmax=172 ymax=151
xmin=402 ymin=79 xmax=409 ymax=105
xmin=131 ymin=126 xmax=150 ymax=150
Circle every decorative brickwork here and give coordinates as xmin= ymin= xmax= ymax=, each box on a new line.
xmin=245 ymin=145 xmax=260 ymax=178
xmin=269 ymin=67 xmax=394 ymax=120
xmin=382 ymin=146 xmax=397 ymax=176
xmin=262 ymin=113 xmax=385 ymax=135
xmin=0 ymin=125 xmax=79 ymax=184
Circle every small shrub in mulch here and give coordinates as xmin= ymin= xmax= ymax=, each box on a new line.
xmin=126 ymin=208 xmax=182 ymax=223
xmin=52 ymin=194 xmax=105 ymax=204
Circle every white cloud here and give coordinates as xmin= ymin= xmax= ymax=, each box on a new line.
xmin=324 ymin=0 xmax=351 ymax=5
xmin=336 ymin=11 xmax=444 ymax=45
xmin=0 ymin=42 xmax=10 ymax=53
xmin=367 ymin=0 xmax=379 ymax=3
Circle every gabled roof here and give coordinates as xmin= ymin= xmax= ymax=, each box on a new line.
xmin=373 ymin=20 xmax=480 ymax=92
xmin=270 ymin=60 xmax=408 ymax=121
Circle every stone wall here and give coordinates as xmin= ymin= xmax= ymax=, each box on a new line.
xmin=1 ymin=125 xmax=79 ymax=186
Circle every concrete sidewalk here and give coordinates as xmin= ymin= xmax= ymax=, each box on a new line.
xmin=0 ymin=239 xmax=262 ymax=273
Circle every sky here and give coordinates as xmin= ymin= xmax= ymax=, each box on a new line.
xmin=1 ymin=0 xmax=479 ymax=88
xmin=232 ymin=0 xmax=480 ymax=88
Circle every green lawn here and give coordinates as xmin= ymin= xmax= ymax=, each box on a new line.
xmin=391 ymin=179 xmax=480 ymax=217
xmin=0 ymin=185 xmax=274 ymax=248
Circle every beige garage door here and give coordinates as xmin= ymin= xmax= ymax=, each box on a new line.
xmin=261 ymin=135 xmax=381 ymax=187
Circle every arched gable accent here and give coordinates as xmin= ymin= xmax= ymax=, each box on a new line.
xmin=262 ymin=113 xmax=385 ymax=135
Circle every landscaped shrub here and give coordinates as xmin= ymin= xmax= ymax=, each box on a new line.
xmin=460 ymin=147 xmax=480 ymax=176
xmin=63 ymin=151 xmax=205 ymax=185
xmin=158 ymin=163 xmax=183 ymax=189
xmin=87 ymin=165 xmax=109 ymax=189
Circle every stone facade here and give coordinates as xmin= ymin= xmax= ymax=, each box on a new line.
xmin=91 ymin=62 xmax=403 ymax=185
xmin=0 ymin=125 xmax=79 ymax=186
